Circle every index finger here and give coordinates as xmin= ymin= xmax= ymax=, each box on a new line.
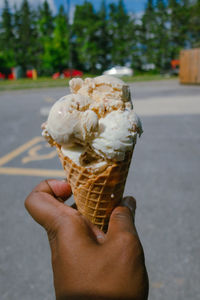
xmin=24 ymin=180 xmax=100 ymax=245
xmin=33 ymin=179 xmax=72 ymax=200
xmin=25 ymin=179 xmax=72 ymax=228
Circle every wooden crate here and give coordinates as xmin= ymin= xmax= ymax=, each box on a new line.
xmin=179 ymin=48 xmax=200 ymax=84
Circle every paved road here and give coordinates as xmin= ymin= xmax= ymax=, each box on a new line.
xmin=0 ymin=79 xmax=200 ymax=300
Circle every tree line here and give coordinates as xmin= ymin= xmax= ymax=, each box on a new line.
xmin=0 ymin=0 xmax=200 ymax=77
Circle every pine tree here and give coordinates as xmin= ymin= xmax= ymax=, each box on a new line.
xmin=167 ymin=0 xmax=190 ymax=60
xmin=178 ymin=0 xmax=191 ymax=47
xmin=140 ymin=0 xmax=157 ymax=69
xmin=1 ymin=0 xmax=14 ymax=46
xmin=0 ymin=0 xmax=15 ymax=73
xmin=189 ymin=0 xmax=200 ymax=47
xmin=13 ymin=0 xmax=38 ymax=74
xmin=95 ymin=0 xmax=111 ymax=72
xmin=38 ymin=0 xmax=54 ymax=37
xmin=154 ymin=0 xmax=170 ymax=70
xmin=126 ymin=12 xmax=140 ymax=71
xmin=49 ymin=5 xmax=70 ymax=72
xmin=72 ymin=1 xmax=100 ymax=72
xmin=37 ymin=0 xmax=54 ymax=75
xmin=107 ymin=0 xmax=132 ymax=66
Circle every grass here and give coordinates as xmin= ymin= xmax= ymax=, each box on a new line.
xmin=123 ymin=73 xmax=175 ymax=82
xmin=0 ymin=77 xmax=69 ymax=91
xmin=0 ymin=74 xmax=177 ymax=92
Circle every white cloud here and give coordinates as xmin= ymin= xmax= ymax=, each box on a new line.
xmin=0 ymin=0 xmax=57 ymax=14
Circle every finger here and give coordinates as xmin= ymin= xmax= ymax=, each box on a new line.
xmin=25 ymin=179 xmax=72 ymax=227
xmin=25 ymin=180 xmax=99 ymax=245
xmin=94 ymin=228 xmax=106 ymax=244
xmin=121 ymin=196 xmax=136 ymax=221
xmin=25 ymin=191 xmax=59 ymax=228
xmin=107 ymin=197 xmax=137 ymax=237
xmin=85 ymin=220 xmax=106 ymax=244
xmin=33 ymin=179 xmax=72 ymax=201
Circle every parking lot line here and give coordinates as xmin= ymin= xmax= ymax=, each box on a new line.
xmin=0 ymin=137 xmax=43 ymax=166
xmin=0 ymin=136 xmax=65 ymax=177
xmin=0 ymin=167 xmax=64 ymax=177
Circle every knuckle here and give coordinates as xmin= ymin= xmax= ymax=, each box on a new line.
xmin=119 ymin=231 xmax=135 ymax=245
xmin=113 ymin=232 xmax=134 ymax=252
xmin=46 ymin=206 xmax=82 ymax=234
xmin=115 ymin=232 xmax=144 ymax=259
xmin=44 ymin=206 xmax=66 ymax=233
xmin=24 ymin=191 xmax=34 ymax=209
xmin=24 ymin=195 xmax=30 ymax=210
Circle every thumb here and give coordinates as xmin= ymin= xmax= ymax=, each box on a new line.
xmin=121 ymin=196 xmax=136 ymax=221
xmin=107 ymin=197 xmax=137 ymax=237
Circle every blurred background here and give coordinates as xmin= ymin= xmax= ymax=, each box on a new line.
xmin=0 ymin=0 xmax=200 ymax=300
xmin=0 ymin=0 xmax=199 ymax=82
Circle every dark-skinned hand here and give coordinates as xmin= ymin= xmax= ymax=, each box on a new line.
xmin=25 ymin=179 xmax=149 ymax=300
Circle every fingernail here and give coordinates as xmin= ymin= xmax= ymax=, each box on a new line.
xmin=96 ymin=234 xmax=106 ymax=244
xmin=121 ymin=197 xmax=136 ymax=215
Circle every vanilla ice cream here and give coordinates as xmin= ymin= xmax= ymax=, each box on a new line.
xmin=91 ymin=110 xmax=141 ymax=161
xmin=45 ymin=94 xmax=98 ymax=145
xmin=43 ymin=75 xmax=143 ymax=166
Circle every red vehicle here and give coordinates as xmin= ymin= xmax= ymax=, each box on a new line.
xmin=26 ymin=70 xmax=33 ymax=78
xmin=0 ymin=69 xmax=15 ymax=79
xmin=171 ymin=59 xmax=180 ymax=75
xmin=171 ymin=59 xmax=179 ymax=69
xmin=0 ymin=68 xmax=37 ymax=79
xmin=63 ymin=69 xmax=83 ymax=78
xmin=52 ymin=69 xmax=83 ymax=79
xmin=8 ymin=72 xmax=15 ymax=79
xmin=0 ymin=72 xmax=6 ymax=79
xmin=52 ymin=72 xmax=60 ymax=79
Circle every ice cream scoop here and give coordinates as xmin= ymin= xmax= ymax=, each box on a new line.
xmin=43 ymin=75 xmax=142 ymax=163
xmin=92 ymin=110 xmax=141 ymax=161
xmin=45 ymin=94 xmax=99 ymax=146
xmin=70 ymin=75 xmax=132 ymax=116
xmin=69 ymin=75 xmax=131 ymax=102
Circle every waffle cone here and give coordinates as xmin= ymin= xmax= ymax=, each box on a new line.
xmin=56 ymin=145 xmax=133 ymax=232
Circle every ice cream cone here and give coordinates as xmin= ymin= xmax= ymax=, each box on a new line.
xmin=42 ymin=76 xmax=143 ymax=231
xmin=56 ymin=144 xmax=133 ymax=232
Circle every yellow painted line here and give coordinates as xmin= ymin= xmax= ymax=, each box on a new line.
xmin=0 ymin=167 xmax=65 ymax=178
xmin=0 ymin=136 xmax=43 ymax=167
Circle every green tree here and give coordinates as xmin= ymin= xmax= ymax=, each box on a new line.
xmin=37 ymin=0 xmax=54 ymax=75
xmin=0 ymin=0 xmax=14 ymax=46
xmin=107 ymin=0 xmax=133 ymax=66
xmin=168 ymin=0 xmax=180 ymax=59
xmin=38 ymin=0 xmax=54 ymax=37
xmin=73 ymin=1 xmax=100 ymax=72
xmin=140 ymin=0 xmax=157 ymax=68
xmin=48 ymin=5 xmax=70 ymax=72
xmin=126 ymin=12 xmax=141 ymax=71
xmin=167 ymin=0 xmax=191 ymax=60
xmin=189 ymin=0 xmax=200 ymax=47
xmin=178 ymin=0 xmax=191 ymax=46
xmin=13 ymin=0 xmax=38 ymax=74
xmin=154 ymin=0 xmax=170 ymax=70
xmin=95 ymin=0 xmax=111 ymax=72
xmin=0 ymin=0 xmax=15 ymax=72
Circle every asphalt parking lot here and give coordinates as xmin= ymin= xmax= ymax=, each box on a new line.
xmin=0 ymin=79 xmax=200 ymax=300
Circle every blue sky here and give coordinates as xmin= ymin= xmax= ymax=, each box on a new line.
xmin=56 ymin=0 xmax=147 ymax=13
xmin=0 ymin=0 xmax=147 ymax=14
